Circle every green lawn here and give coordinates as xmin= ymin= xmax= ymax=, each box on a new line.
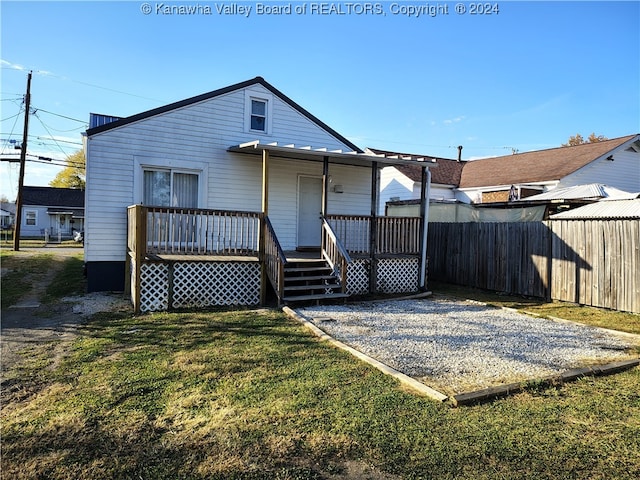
xmin=2 ymin=253 xmax=639 ymax=479
xmin=2 ymin=308 xmax=639 ymax=479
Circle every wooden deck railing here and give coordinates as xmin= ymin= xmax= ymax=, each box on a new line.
xmin=263 ymin=216 xmax=287 ymax=302
xmin=127 ymin=205 xmax=262 ymax=256
xmin=326 ymin=214 xmax=422 ymax=255
xmin=321 ymin=218 xmax=351 ymax=294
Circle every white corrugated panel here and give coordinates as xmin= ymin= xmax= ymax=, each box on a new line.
xmin=550 ymin=199 xmax=640 ymax=219
xmin=526 ymin=183 xmax=637 ymax=201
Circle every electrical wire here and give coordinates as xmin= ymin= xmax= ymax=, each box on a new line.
xmin=0 ymin=106 xmax=23 ymax=155
xmin=32 ymin=112 xmax=72 ymax=158
xmin=35 ymin=136 xmax=82 ymax=146
xmin=1 ymin=112 xmax=22 ymax=123
xmin=35 ymin=107 xmax=87 ymax=124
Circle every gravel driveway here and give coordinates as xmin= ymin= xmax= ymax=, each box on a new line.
xmin=298 ymin=298 xmax=638 ymax=394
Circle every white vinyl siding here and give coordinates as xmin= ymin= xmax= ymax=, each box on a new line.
xmin=18 ymin=206 xmax=48 ymax=237
xmin=85 ymin=83 xmax=363 ymax=262
xmin=266 ymin=159 xmax=372 ymax=250
xmin=559 ymin=146 xmax=640 ymax=193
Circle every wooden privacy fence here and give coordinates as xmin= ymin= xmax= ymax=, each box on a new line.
xmin=427 ymin=220 xmax=640 ymax=313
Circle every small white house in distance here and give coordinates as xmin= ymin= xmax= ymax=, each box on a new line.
xmin=85 ymin=77 xmax=433 ymax=311
xmin=18 ymin=186 xmax=84 ymax=239
xmin=1 ymin=202 xmax=15 ymax=231
xmin=368 ymin=147 xmax=465 ymax=215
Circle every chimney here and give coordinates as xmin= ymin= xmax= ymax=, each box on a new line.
xmin=457 ymin=145 xmax=463 ymax=162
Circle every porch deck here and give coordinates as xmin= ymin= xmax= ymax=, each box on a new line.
xmin=127 ymin=205 xmax=427 ymax=312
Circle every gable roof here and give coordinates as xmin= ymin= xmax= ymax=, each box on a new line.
xmin=86 ymin=76 xmax=362 ymax=153
xmin=22 ymin=186 xmax=85 ymax=208
xmin=368 ymin=147 xmax=465 ymax=186
xmin=1 ymin=202 xmax=16 ymax=215
xmin=459 ymin=134 xmax=639 ymax=189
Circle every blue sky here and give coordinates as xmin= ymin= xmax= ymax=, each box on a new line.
xmin=1 ymin=1 xmax=638 ymax=199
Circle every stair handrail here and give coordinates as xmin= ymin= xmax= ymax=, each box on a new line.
xmin=263 ymin=216 xmax=287 ymax=302
xmin=321 ymin=217 xmax=352 ymax=294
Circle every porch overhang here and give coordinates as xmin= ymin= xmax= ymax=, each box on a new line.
xmin=228 ymin=140 xmax=437 ymax=169
xmin=47 ymin=208 xmax=84 ymax=218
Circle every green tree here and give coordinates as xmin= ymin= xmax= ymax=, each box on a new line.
xmin=49 ymin=150 xmax=85 ymax=189
xmin=563 ymin=133 xmax=608 ymax=147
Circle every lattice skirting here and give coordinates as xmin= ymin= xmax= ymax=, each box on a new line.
xmin=136 ymin=260 xmax=260 ymax=312
xmin=139 ymin=262 xmax=170 ymax=312
xmin=346 ymin=257 xmax=423 ymax=295
xmin=376 ymin=257 xmax=420 ymax=293
xmin=346 ymin=259 xmax=370 ymax=296
xmin=172 ymin=262 xmax=261 ymax=308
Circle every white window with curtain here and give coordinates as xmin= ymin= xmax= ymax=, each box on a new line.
xmin=143 ymin=169 xmax=199 ymax=208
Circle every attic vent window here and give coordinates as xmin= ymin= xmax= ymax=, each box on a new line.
xmin=251 ymin=99 xmax=267 ymax=131
xmin=244 ymin=90 xmax=273 ymax=135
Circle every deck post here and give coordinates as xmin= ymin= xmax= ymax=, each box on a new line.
xmin=133 ymin=205 xmax=147 ymax=314
xmin=262 ymin=149 xmax=269 ymax=216
xmin=322 ymin=156 xmax=329 ymax=217
xmin=260 ymin=149 xmax=270 ymax=304
xmin=259 ymin=215 xmax=267 ymax=305
xmin=419 ymin=166 xmax=431 ymax=290
xmin=369 ymin=162 xmax=379 ymax=293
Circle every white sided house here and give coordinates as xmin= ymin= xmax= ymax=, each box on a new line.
xmin=19 ymin=186 xmax=84 ymax=240
xmin=85 ymin=77 xmax=432 ymax=312
xmin=457 ymin=135 xmax=640 ymax=204
xmin=367 ymin=147 xmax=466 ymax=215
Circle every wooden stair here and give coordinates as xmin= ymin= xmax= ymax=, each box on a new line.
xmin=282 ymin=258 xmax=349 ymax=304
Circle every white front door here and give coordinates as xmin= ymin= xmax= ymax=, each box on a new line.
xmin=298 ymin=176 xmax=323 ymax=248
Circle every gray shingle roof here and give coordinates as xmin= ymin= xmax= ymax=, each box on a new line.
xmin=459 ymin=135 xmax=638 ymax=188
xmin=368 ymin=147 xmax=465 ymax=186
xmin=22 ymin=186 xmax=84 ymax=208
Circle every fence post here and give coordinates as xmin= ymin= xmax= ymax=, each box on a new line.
xmin=546 ymin=220 xmax=553 ymax=302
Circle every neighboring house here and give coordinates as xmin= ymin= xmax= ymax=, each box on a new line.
xmin=85 ymin=77 xmax=432 ymax=311
xmin=457 ymin=134 xmax=640 ymax=204
xmin=19 ymin=186 xmax=84 ymax=239
xmin=369 ymin=147 xmax=465 ymax=214
xmin=1 ymin=202 xmax=16 ymax=230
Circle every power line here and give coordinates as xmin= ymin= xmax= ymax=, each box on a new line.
xmin=32 ymin=111 xmax=71 ymax=158
xmin=0 ymin=105 xmax=23 ymax=155
xmin=1 ymin=112 xmax=22 ymax=123
xmin=35 ymin=107 xmax=87 ymax=124
xmin=35 ymin=136 xmax=82 ymax=146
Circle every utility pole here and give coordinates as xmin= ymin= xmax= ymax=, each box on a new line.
xmin=13 ymin=71 xmax=32 ymax=251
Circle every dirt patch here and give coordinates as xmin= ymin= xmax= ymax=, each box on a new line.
xmin=1 ymin=248 xmax=132 ymax=372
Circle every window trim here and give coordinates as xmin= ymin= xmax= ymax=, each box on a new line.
xmin=134 ymin=156 xmax=208 ymax=207
xmin=244 ymin=90 xmax=273 ymax=135
xmin=25 ymin=209 xmax=37 ymax=226
xmin=143 ymin=168 xmax=200 ymax=208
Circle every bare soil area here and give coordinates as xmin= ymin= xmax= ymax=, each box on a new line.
xmin=1 ymin=248 xmax=131 ymax=372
